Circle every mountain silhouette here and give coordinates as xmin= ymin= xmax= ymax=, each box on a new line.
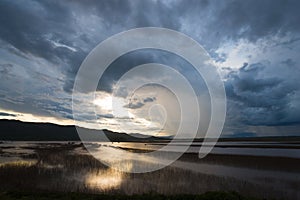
xmin=0 ymin=119 xmax=162 ymax=141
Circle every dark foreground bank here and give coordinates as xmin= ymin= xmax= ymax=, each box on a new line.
xmin=0 ymin=191 xmax=260 ymax=200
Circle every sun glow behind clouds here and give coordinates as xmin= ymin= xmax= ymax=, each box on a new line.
xmin=92 ymin=91 xmax=164 ymax=135
xmin=93 ymin=95 xmax=113 ymax=111
xmin=93 ymin=93 xmax=135 ymax=119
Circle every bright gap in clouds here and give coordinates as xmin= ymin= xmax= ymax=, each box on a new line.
xmin=213 ymin=33 xmax=300 ymax=79
xmin=92 ymin=90 xmax=166 ymax=136
xmin=0 ymin=109 xmax=74 ymax=126
xmin=93 ymin=95 xmax=113 ymax=111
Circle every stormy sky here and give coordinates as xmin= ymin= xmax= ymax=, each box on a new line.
xmin=0 ymin=0 xmax=300 ymax=137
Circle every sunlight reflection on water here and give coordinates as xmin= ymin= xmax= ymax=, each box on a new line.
xmin=85 ymin=168 xmax=124 ymax=190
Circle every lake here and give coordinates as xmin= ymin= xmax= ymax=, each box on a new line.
xmin=0 ymin=141 xmax=299 ymax=199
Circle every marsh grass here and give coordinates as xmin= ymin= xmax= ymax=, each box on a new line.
xmin=0 ymin=143 xmax=296 ymax=199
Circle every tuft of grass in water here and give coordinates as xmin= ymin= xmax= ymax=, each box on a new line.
xmin=0 ymin=191 xmax=261 ymax=200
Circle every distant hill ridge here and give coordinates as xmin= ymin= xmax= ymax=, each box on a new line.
xmin=0 ymin=119 xmax=161 ymax=141
xmin=0 ymin=119 xmax=299 ymax=142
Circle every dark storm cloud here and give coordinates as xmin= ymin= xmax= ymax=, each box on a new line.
xmin=0 ymin=0 xmax=300 ymax=134
xmin=281 ymin=58 xmax=297 ymax=67
xmin=0 ymin=93 xmax=73 ymax=120
xmin=124 ymin=102 xmax=144 ymax=109
xmin=65 ymin=0 xmax=181 ymax=94
xmin=1 ymin=0 xmax=299 ymax=63
xmin=143 ymin=97 xmax=156 ymax=103
xmin=39 ymin=100 xmax=74 ymax=119
xmin=97 ymin=49 xmax=208 ymax=96
xmin=0 ymin=112 xmax=17 ymax=117
xmin=123 ymin=96 xmax=157 ymax=109
xmin=214 ymin=0 xmax=300 ymax=42
xmin=0 ymin=0 xmax=73 ymax=62
xmin=0 ymin=0 xmax=89 ymax=94
xmin=172 ymin=0 xmax=300 ymax=52
xmin=226 ymin=62 xmax=300 ymax=126
xmin=132 ymin=0 xmax=181 ymax=30
xmin=0 ymin=63 xmax=13 ymax=74
xmin=97 ymin=50 xmax=159 ymax=93
xmin=1 ymin=0 xmax=299 ymax=93
xmin=231 ymin=63 xmax=282 ymax=93
xmin=62 ymin=0 xmax=182 ymax=93
xmin=0 ymin=0 xmax=186 ymax=90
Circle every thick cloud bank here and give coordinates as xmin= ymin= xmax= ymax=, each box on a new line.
xmin=0 ymin=0 xmax=299 ymax=136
